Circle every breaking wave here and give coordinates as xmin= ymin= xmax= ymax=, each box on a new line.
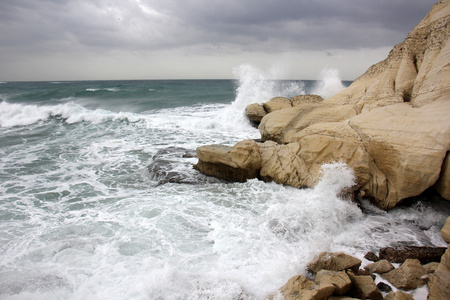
xmin=232 ymin=64 xmax=306 ymax=111
xmin=0 ymin=101 xmax=143 ymax=128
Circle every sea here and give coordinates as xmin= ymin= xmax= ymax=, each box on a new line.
xmin=0 ymin=65 xmax=449 ymax=300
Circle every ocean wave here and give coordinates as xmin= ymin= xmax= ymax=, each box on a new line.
xmin=232 ymin=64 xmax=305 ymax=111
xmin=0 ymin=101 xmax=143 ymax=128
xmin=85 ymin=87 xmax=120 ymax=92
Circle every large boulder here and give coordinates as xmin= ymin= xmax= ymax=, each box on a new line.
xmin=346 ymin=271 xmax=383 ymax=300
xmin=307 ymin=252 xmax=362 ymax=273
xmin=427 ymin=245 xmax=450 ymax=300
xmin=194 ymin=139 xmax=261 ymax=182
xmin=442 ymin=216 xmax=450 ymax=243
xmin=384 ymin=291 xmax=415 ymax=300
xmin=263 ymin=97 xmax=292 ymax=113
xmin=364 ymin=260 xmax=394 ymax=274
xmin=259 ymin=103 xmax=322 ymax=143
xmin=245 ymin=103 xmax=266 ymax=125
xmin=378 ymin=246 xmax=447 ymax=264
xmin=315 ymin=270 xmax=352 ymax=295
xmin=381 ymin=259 xmax=427 ymax=290
xmin=348 ymin=98 xmax=450 ymax=209
xmin=435 ymin=153 xmax=450 ymax=201
xmin=259 ymin=103 xmax=357 ymax=144
xmin=280 ymin=275 xmax=335 ymax=300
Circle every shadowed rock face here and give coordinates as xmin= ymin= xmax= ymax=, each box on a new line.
xmin=194 ymin=1 xmax=450 ymax=210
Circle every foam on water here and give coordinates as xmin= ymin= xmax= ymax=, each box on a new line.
xmin=219 ymin=64 xmax=308 ymax=127
xmin=232 ymin=64 xmax=305 ymax=110
xmin=0 ymin=160 xmax=362 ymax=299
xmin=86 ymin=87 xmax=120 ymax=92
xmin=1 ymin=80 xmax=448 ymax=300
xmin=0 ymin=101 xmax=143 ymax=128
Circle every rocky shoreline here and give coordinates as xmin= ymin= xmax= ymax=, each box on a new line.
xmin=273 ymin=218 xmax=449 ymax=299
xmin=193 ymin=1 xmax=450 ymax=299
xmin=194 ymin=0 xmax=450 ymax=211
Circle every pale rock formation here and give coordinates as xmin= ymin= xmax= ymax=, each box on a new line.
xmin=280 ymin=275 xmax=335 ymax=300
xmin=244 ymin=95 xmax=324 ymax=126
xmin=263 ymin=97 xmax=292 ymax=113
xmin=273 ymin=222 xmax=450 ymax=300
xmin=195 ymin=0 xmax=450 ymax=210
xmin=315 ymin=270 xmax=352 ymax=295
xmin=290 ymin=94 xmax=323 ymax=106
xmin=307 ymin=252 xmax=362 ymax=273
xmin=384 ymin=291 xmax=415 ymax=300
xmin=259 ymin=104 xmax=319 ymax=143
xmin=346 ymin=271 xmax=383 ymax=300
xmin=348 ymin=98 xmax=450 ymax=209
xmin=323 ymin=0 xmax=450 ymax=110
xmin=244 ymin=103 xmax=266 ymax=125
xmin=427 ymin=245 xmax=450 ymax=300
xmin=435 ymin=152 xmax=450 ymax=200
xmin=194 ymin=140 xmax=261 ymax=182
xmin=364 ymin=260 xmax=395 ymax=274
xmin=381 ymin=259 xmax=427 ymax=290
xmin=441 ymin=216 xmax=450 ymax=243
xmin=424 ymin=262 xmax=440 ymax=274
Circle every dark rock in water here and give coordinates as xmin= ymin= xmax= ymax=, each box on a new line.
xmin=377 ymin=281 xmax=393 ymax=293
xmin=379 ymin=246 xmax=447 ymax=264
xmin=365 ymin=251 xmax=380 ymax=262
xmin=147 ymin=147 xmax=224 ymax=185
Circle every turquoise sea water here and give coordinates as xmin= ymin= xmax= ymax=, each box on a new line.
xmin=0 ymin=70 xmax=448 ymax=299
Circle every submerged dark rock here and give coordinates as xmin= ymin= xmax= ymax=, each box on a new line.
xmin=379 ymin=246 xmax=447 ymax=264
xmin=147 ymin=147 xmax=224 ymax=185
xmin=364 ymin=251 xmax=380 ymax=262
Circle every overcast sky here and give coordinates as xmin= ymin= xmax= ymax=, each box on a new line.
xmin=0 ymin=0 xmax=437 ymax=81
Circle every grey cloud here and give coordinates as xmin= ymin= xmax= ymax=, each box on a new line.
xmin=0 ymin=0 xmax=437 ymax=55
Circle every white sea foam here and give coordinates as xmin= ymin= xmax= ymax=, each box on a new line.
xmin=86 ymin=87 xmax=119 ymax=92
xmin=221 ymin=64 xmax=306 ymax=128
xmin=1 ymin=81 xmax=448 ymax=300
xmin=0 ymin=102 xmax=54 ymax=127
xmin=232 ymin=64 xmax=305 ymax=111
xmin=0 ymin=101 xmax=141 ymax=128
xmin=311 ymin=67 xmax=346 ymax=99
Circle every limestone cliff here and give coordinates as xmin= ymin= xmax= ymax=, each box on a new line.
xmin=195 ymin=0 xmax=450 ymax=210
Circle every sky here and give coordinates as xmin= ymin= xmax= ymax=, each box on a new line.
xmin=0 ymin=0 xmax=437 ymax=81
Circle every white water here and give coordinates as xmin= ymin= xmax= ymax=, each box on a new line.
xmin=0 ymin=76 xmax=448 ymax=300
xmin=311 ymin=67 xmax=346 ymax=99
xmin=232 ymin=64 xmax=305 ymax=110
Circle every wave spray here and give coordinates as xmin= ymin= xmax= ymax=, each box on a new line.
xmin=311 ymin=67 xmax=346 ymax=99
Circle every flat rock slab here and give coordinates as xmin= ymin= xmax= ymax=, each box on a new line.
xmin=379 ymin=246 xmax=447 ymax=264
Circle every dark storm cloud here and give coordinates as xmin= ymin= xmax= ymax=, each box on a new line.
xmin=0 ymin=0 xmax=437 ymax=55
xmin=149 ymin=0 xmax=435 ymax=49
